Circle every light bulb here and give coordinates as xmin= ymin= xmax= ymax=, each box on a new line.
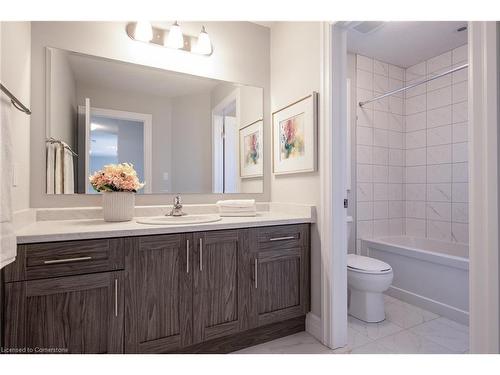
xmin=134 ymin=21 xmax=153 ymax=42
xmin=194 ymin=26 xmax=212 ymax=55
xmin=166 ymin=21 xmax=184 ymax=49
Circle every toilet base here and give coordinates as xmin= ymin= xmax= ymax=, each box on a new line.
xmin=348 ymin=289 xmax=386 ymax=323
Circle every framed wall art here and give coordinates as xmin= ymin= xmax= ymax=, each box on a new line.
xmin=272 ymin=92 xmax=318 ymax=175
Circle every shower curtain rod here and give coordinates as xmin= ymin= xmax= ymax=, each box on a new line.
xmin=358 ymin=63 xmax=469 ymax=107
xmin=0 ymin=83 xmax=31 ymax=115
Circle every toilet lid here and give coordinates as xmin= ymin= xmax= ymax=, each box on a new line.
xmin=347 ymin=254 xmax=391 ymax=273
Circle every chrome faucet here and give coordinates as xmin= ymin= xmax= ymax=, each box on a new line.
xmin=167 ymin=195 xmax=186 ymax=216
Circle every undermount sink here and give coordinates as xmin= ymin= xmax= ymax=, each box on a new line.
xmin=136 ymin=214 xmax=222 ymax=225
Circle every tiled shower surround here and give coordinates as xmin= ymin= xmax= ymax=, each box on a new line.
xmin=355 ymin=45 xmax=469 ymax=250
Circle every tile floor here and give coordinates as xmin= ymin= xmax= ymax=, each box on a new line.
xmin=234 ymin=295 xmax=469 ymax=354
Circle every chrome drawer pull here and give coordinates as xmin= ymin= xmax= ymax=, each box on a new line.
xmin=254 ymin=258 xmax=258 ymax=289
xmin=114 ymin=278 xmax=118 ymax=317
xmin=269 ymin=236 xmax=295 ymax=242
xmin=186 ymin=239 xmax=190 ymax=274
xmin=199 ymin=238 xmax=203 ymax=271
xmin=43 ymin=256 xmax=92 ymax=264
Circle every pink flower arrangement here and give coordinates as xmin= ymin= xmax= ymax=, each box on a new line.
xmin=89 ymin=163 xmax=145 ymax=193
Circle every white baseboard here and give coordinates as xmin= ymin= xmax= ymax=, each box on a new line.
xmin=305 ymin=312 xmax=322 ymax=341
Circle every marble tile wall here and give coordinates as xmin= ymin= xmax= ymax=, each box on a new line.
xmin=356 ymin=55 xmax=406 ymax=250
xmin=404 ymin=45 xmax=469 ymax=243
xmin=355 ymin=45 xmax=469 ymax=250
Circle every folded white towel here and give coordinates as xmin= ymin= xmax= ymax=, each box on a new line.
xmin=218 ymin=206 xmax=256 ymax=212
xmin=46 ymin=142 xmax=57 ymax=194
xmin=62 ymin=143 xmax=74 ymax=194
xmin=220 ymin=212 xmax=257 ymax=217
xmin=216 ymin=199 xmax=256 ymax=208
xmin=54 ymin=142 xmax=63 ymax=194
xmin=217 ymin=199 xmax=257 ymax=217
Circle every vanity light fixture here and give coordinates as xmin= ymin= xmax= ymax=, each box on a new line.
xmin=193 ymin=26 xmax=213 ymax=55
xmin=126 ymin=21 xmax=213 ymax=56
xmin=165 ymin=21 xmax=184 ymax=49
xmin=133 ymin=21 xmax=153 ymax=42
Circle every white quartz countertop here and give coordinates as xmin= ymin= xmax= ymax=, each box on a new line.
xmin=16 ymin=210 xmax=314 ymax=244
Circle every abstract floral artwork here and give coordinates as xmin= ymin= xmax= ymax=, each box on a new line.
xmin=273 ymin=93 xmax=317 ymax=175
xmin=240 ymin=120 xmax=263 ymax=178
xmin=279 ymin=113 xmax=305 ymax=160
xmin=244 ymin=131 xmax=260 ymax=166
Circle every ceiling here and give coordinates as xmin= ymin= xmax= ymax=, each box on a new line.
xmin=67 ymin=52 xmax=222 ymax=98
xmin=346 ymin=21 xmax=468 ymax=68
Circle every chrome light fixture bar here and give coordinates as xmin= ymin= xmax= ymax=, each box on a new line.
xmin=126 ymin=22 xmax=213 ymax=56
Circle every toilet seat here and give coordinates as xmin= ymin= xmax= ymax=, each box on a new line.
xmin=347 ymin=254 xmax=392 ymax=275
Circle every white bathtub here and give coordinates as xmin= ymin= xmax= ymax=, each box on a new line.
xmin=361 ymin=236 xmax=469 ymax=325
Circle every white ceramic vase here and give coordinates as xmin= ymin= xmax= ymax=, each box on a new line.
xmin=102 ymin=192 xmax=135 ymax=222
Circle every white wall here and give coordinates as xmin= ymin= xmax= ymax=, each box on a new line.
xmin=171 ymin=92 xmax=212 ymax=193
xmin=0 ymin=22 xmax=31 ymax=212
xmin=48 ymin=48 xmax=77 ymax=148
xmin=270 ymin=22 xmax=322 ymax=316
xmin=240 ymin=85 xmax=263 ymax=127
xmin=30 ymin=21 xmax=270 ymax=207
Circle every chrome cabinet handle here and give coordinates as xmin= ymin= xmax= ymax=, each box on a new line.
xmin=114 ymin=278 xmax=118 ymax=317
xmin=269 ymin=236 xmax=295 ymax=242
xmin=43 ymin=256 xmax=92 ymax=264
xmin=186 ymin=239 xmax=190 ymax=274
xmin=254 ymin=258 xmax=258 ymax=289
xmin=199 ymin=238 xmax=203 ymax=271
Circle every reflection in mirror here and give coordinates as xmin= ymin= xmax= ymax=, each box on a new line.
xmin=45 ymin=47 xmax=264 ymax=195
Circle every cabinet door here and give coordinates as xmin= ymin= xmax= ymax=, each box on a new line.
xmin=124 ymin=234 xmax=192 ymax=353
xmin=192 ymin=229 xmax=250 ymax=343
xmin=3 ymin=271 xmax=124 ymax=354
xmin=249 ymin=225 xmax=310 ymax=327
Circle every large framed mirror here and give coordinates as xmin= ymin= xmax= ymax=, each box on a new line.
xmin=45 ymin=47 xmax=264 ymax=195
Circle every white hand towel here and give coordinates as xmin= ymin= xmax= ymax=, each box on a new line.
xmin=217 ymin=199 xmax=257 ymax=217
xmin=62 ymin=143 xmax=74 ymax=194
xmin=219 ymin=212 xmax=257 ymax=217
xmin=54 ymin=142 xmax=63 ymax=194
xmin=0 ymin=97 xmax=17 ymax=268
xmin=46 ymin=142 xmax=57 ymax=194
xmin=216 ymin=199 xmax=256 ymax=208
xmin=218 ymin=206 xmax=257 ymax=213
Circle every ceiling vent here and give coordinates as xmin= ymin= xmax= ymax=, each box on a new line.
xmin=346 ymin=21 xmax=385 ymax=34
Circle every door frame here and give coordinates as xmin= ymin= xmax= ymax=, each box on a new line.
xmin=80 ymin=105 xmax=153 ymax=194
xmin=317 ymin=21 xmax=348 ymax=349
xmin=468 ymin=21 xmax=500 ymax=353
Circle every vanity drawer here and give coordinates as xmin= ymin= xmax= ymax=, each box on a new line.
xmin=4 ymin=238 xmax=126 ymax=282
xmin=254 ymin=224 xmax=308 ymax=251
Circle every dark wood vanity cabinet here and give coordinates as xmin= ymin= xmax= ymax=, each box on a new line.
xmin=1 ymin=224 xmax=310 ymax=354
xmin=124 ymin=233 xmax=192 ymax=353
xmin=2 ymin=238 xmax=126 ymax=354
xmin=192 ymin=230 xmax=250 ymax=343
xmin=248 ymin=225 xmax=310 ymax=327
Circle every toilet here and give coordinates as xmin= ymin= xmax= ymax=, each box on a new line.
xmin=345 ymin=216 xmax=393 ymax=322
xmin=347 ymin=254 xmax=393 ymax=322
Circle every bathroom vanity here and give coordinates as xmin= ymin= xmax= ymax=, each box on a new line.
xmin=1 ymin=219 xmax=310 ymax=354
